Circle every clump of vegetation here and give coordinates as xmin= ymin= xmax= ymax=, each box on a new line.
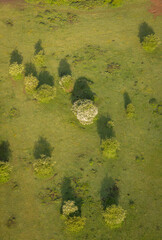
xmin=142 ymin=34 xmax=160 ymax=52
xmin=32 ymin=51 xmax=46 ymax=67
xmin=62 ymin=200 xmax=78 ymax=216
xmin=9 ymin=63 xmax=24 ymax=80
xmin=103 ymin=205 xmax=126 ymax=228
xmin=72 ymin=99 xmax=98 ymax=125
xmin=33 ymin=156 xmax=55 ymax=179
xmin=0 ymin=162 xmax=12 ymax=183
xmin=126 ymin=103 xmax=135 ymax=119
xmin=136 ymin=154 xmax=144 ymax=163
xmin=8 ymin=107 xmax=20 ymax=118
xmin=107 ymin=120 xmax=115 ymax=128
xmin=4 ymin=19 xmax=14 ymax=27
xmin=24 ymin=75 xmax=39 ymax=94
xmin=6 ymin=216 xmax=16 ymax=227
xmin=38 ymin=187 xmax=60 ymax=203
xmin=59 ymin=75 xmax=74 ymax=93
xmin=66 ymin=12 xmax=78 ymax=24
xmin=107 ymin=0 xmax=123 ymax=8
xmin=105 ymin=62 xmax=120 ymax=73
xmin=34 ymin=84 xmax=56 ymax=103
xmin=156 ymin=104 xmax=162 ymax=115
xmin=101 ymin=138 xmax=120 ymax=159
xmin=64 ymin=216 xmax=86 ymax=232
xmin=149 ymin=98 xmax=158 ymax=108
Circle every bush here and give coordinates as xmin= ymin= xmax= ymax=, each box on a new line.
xmin=62 ymin=200 xmax=78 ymax=216
xmin=33 ymin=156 xmax=55 ymax=179
xmin=72 ymin=99 xmax=98 ymax=125
xmin=9 ymin=107 xmax=20 ymax=118
xmin=126 ymin=103 xmax=135 ymax=119
xmin=142 ymin=34 xmax=160 ymax=52
xmin=0 ymin=162 xmax=12 ymax=183
xmin=34 ymin=84 xmax=56 ymax=103
xmin=107 ymin=0 xmax=123 ymax=8
xmin=59 ymin=75 xmax=74 ymax=93
xmin=64 ymin=216 xmax=86 ymax=232
xmin=101 ymin=138 xmax=120 ymax=159
xmin=103 ymin=205 xmax=126 ymax=228
xmin=32 ymin=51 xmax=45 ymax=67
xmin=9 ymin=63 xmax=24 ymax=80
xmin=24 ymin=75 xmax=39 ymax=94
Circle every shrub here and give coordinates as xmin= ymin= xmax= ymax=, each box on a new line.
xmin=0 ymin=162 xmax=12 ymax=183
xmin=9 ymin=63 xmax=24 ymax=80
xmin=59 ymin=75 xmax=74 ymax=93
xmin=107 ymin=0 xmax=123 ymax=8
xmin=32 ymin=50 xmax=45 ymax=67
xmin=38 ymin=187 xmax=60 ymax=203
xmin=101 ymin=138 xmax=120 ymax=159
xmin=24 ymin=75 xmax=39 ymax=94
xmin=9 ymin=107 xmax=20 ymax=118
xmin=62 ymin=200 xmax=78 ymax=216
xmin=34 ymin=84 xmax=56 ymax=103
xmin=142 ymin=34 xmax=160 ymax=52
xmin=103 ymin=205 xmax=126 ymax=228
xmin=33 ymin=156 xmax=55 ymax=179
xmin=72 ymin=99 xmax=98 ymax=125
xmin=149 ymin=98 xmax=158 ymax=108
xmin=126 ymin=103 xmax=135 ymax=119
xmin=64 ymin=216 xmax=86 ymax=232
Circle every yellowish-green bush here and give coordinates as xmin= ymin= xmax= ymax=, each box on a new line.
xmin=9 ymin=63 xmax=24 ymax=80
xmin=64 ymin=216 xmax=86 ymax=232
xmin=0 ymin=162 xmax=12 ymax=183
xmin=62 ymin=200 xmax=78 ymax=216
xmin=142 ymin=34 xmax=160 ymax=52
xmin=101 ymin=138 xmax=120 ymax=159
xmin=126 ymin=103 xmax=135 ymax=119
xmin=33 ymin=156 xmax=55 ymax=179
xmin=103 ymin=205 xmax=126 ymax=228
xmin=34 ymin=84 xmax=56 ymax=103
xmin=59 ymin=75 xmax=74 ymax=93
xmin=32 ymin=51 xmax=45 ymax=67
xmin=24 ymin=75 xmax=39 ymax=94
xmin=72 ymin=99 xmax=98 ymax=125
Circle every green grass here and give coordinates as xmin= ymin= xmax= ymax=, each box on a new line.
xmin=0 ymin=0 xmax=161 ymax=239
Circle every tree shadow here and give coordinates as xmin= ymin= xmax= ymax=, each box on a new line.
xmin=0 ymin=140 xmax=11 ymax=162
xmin=33 ymin=137 xmax=53 ymax=159
xmin=24 ymin=62 xmax=37 ymax=77
xmin=38 ymin=71 xmax=54 ymax=87
xmin=58 ymin=58 xmax=72 ymax=77
xmin=97 ymin=115 xmax=115 ymax=141
xmin=71 ymin=77 xmax=95 ymax=103
xmin=34 ymin=39 xmax=44 ymax=55
xmin=138 ymin=22 xmax=155 ymax=43
xmin=123 ymin=91 xmax=131 ymax=109
xmin=60 ymin=177 xmax=83 ymax=216
xmin=100 ymin=175 xmax=119 ymax=210
xmin=10 ymin=49 xmax=23 ymax=64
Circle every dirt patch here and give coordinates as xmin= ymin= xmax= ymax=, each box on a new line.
xmin=0 ymin=0 xmax=26 ymax=7
xmin=148 ymin=0 xmax=162 ymax=18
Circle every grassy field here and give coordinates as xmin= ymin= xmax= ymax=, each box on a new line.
xmin=0 ymin=0 xmax=162 ymax=239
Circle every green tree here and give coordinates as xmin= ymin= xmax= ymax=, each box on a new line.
xmin=103 ymin=205 xmax=126 ymax=228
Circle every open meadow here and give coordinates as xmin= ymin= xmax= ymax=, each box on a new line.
xmin=0 ymin=0 xmax=161 ymax=239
